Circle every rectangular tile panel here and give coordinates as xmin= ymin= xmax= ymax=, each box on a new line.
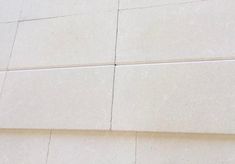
xmin=0 ymin=130 xmax=50 ymax=164
xmin=0 ymin=66 xmax=113 ymax=129
xmin=21 ymin=0 xmax=118 ymax=20
xmin=117 ymin=0 xmax=235 ymax=64
xmin=0 ymin=22 xmax=17 ymax=70
xmin=112 ymin=61 xmax=235 ymax=134
xmin=137 ymin=133 xmax=235 ymax=164
xmin=10 ymin=12 xmax=117 ymax=69
xmin=120 ymin=0 xmax=195 ymax=9
xmin=0 ymin=0 xmax=23 ymax=22
xmin=48 ymin=131 xmax=135 ymax=164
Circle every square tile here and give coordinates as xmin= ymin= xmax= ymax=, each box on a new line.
xmin=0 ymin=22 xmax=18 ymax=70
xmin=117 ymin=0 xmax=235 ymax=64
xmin=137 ymin=133 xmax=235 ymax=164
xmin=10 ymin=12 xmax=117 ymax=69
xmin=48 ymin=131 xmax=135 ymax=164
xmin=0 ymin=66 xmax=114 ymax=129
xmin=0 ymin=130 xmax=50 ymax=164
xmin=0 ymin=0 xmax=23 ymax=22
xmin=112 ymin=61 xmax=235 ymax=134
xmin=21 ymin=0 xmax=118 ymax=20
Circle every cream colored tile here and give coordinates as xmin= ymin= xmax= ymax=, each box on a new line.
xmin=112 ymin=61 xmax=235 ymax=134
xmin=137 ymin=133 xmax=235 ymax=164
xmin=0 ymin=22 xmax=17 ymax=70
xmin=117 ymin=0 xmax=235 ymax=64
xmin=120 ymin=0 xmax=195 ymax=9
xmin=0 ymin=0 xmax=23 ymax=22
xmin=48 ymin=131 xmax=135 ymax=164
xmin=0 ymin=66 xmax=113 ymax=129
xmin=21 ymin=0 xmax=118 ymax=20
xmin=0 ymin=130 xmax=50 ymax=164
xmin=10 ymin=12 xmax=117 ymax=69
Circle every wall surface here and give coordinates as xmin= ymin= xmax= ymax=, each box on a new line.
xmin=0 ymin=0 xmax=235 ymax=163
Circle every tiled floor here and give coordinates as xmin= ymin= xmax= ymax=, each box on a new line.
xmin=0 ymin=0 xmax=235 ymax=163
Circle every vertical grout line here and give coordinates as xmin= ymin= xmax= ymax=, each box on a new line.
xmin=110 ymin=0 xmax=120 ymax=130
xmin=45 ymin=130 xmax=52 ymax=164
xmin=135 ymin=132 xmax=138 ymax=164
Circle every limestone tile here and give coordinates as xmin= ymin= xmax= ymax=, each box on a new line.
xmin=0 ymin=66 xmax=113 ymax=129
xmin=0 ymin=22 xmax=17 ymax=70
xmin=137 ymin=133 xmax=235 ymax=164
xmin=21 ymin=0 xmax=118 ymax=20
xmin=10 ymin=12 xmax=117 ymax=69
xmin=120 ymin=0 xmax=195 ymax=9
xmin=112 ymin=61 xmax=235 ymax=134
xmin=48 ymin=131 xmax=135 ymax=164
xmin=0 ymin=130 xmax=50 ymax=164
xmin=0 ymin=0 xmax=23 ymax=22
xmin=117 ymin=0 xmax=235 ymax=64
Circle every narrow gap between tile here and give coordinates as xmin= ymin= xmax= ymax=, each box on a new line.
xmin=45 ymin=130 xmax=52 ymax=164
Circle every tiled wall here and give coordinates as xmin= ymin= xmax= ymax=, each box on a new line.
xmin=0 ymin=0 xmax=235 ymax=163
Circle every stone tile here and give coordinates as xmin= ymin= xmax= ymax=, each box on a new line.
xmin=117 ymin=0 xmax=235 ymax=64
xmin=48 ymin=131 xmax=135 ymax=164
xmin=0 ymin=130 xmax=50 ymax=164
xmin=137 ymin=133 xmax=235 ymax=164
xmin=0 ymin=66 xmax=113 ymax=129
xmin=0 ymin=0 xmax=23 ymax=22
xmin=120 ymin=0 xmax=195 ymax=9
xmin=112 ymin=61 xmax=235 ymax=134
xmin=0 ymin=22 xmax=17 ymax=70
xmin=21 ymin=0 xmax=118 ymax=20
xmin=10 ymin=12 xmax=117 ymax=69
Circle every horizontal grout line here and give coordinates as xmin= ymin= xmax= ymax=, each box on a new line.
xmin=0 ymin=128 xmax=234 ymax=137
xmin=119 ymin=0 xmax=206 ymax=11
xmin=1 ymin=58 xmax=235 ymax=72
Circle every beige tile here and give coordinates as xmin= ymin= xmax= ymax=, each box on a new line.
xmin=0 ymin=0 xmax=23 ymax=22
xmin=48 ymin=131 xmax=135 ymax=164
xmin=21 ymin=0 xmax=118 ymax=20
xmin=120 ymin=0 xmax=196 ymax=9
xmin=0 ymin=130 xmax=50 ymax=164
xmin=0 ymin=66 xmax=113 ymax=129
xmin=0 ymin=22 xmax=17 ymax=70
xmin=10 ymin=12 xmax=117 ymax=69
xmin=112 ymin=61 xmax=235 ymax=134
xmin=117 ymin=0 xmax=235 ymax=64
xmin=137 ymin=133 xmax=235 ymax=164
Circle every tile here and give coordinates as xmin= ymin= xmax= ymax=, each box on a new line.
xmin=10 ymin=12 xmax=117 ymax=69
xmin=117 ymin=0 xmax=235 ymax=64
xmin=120 ymin=0 xmax=195 ymax=9
xmin=0 ymin=130 xmax=50 ymax=164
xmin=112 ymin=61 xmax=235 ymax=134
xmin=0 ymin=22 xmax=18 ymax=70
xmin=0 ymin=0 xmax=23 ymax=22
xmin=137 ymin=133 xmax=235 ymax=164
xmin=0 ymin=71 xmax=5 ymax=94
xmin=21 ymin=0 xmax=118 ymax=20
xmin=0 ymin=66 xmax=114 ymax=129
xmin=48 ymin=131 xmax=135 ymax=164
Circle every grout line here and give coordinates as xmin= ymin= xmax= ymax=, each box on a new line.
xmin=119 ymin=0 xmax=206 ymax=11
xmin=110 ymin=0 xmax=120 ymax=130
xmin=45 ymin=130 xmax=52 ymax=164
xmin=135 ymin=132 xmax=138 ymax=164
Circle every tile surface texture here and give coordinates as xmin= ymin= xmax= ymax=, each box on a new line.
xmin=0 ymin=66 xmax=114 ymax=129
xmin=112 ymin=61 xmax=235 ymax=133
xmin=137 ymin=133 xmax=235 ymax=164
xmin=117 ymin=0 xmax=235 ymax=64
xmin=0 ymin=22 xmax=18 ymax=70
xmin=10 ymin=12 xmax=117 ymax=69
xmin=120 ymin=0 xmax=196 ymax=9
xmin=0 ymin=0 xmax=23 ymax=22
xmin=47 ymin=131 xmax=135 ymax=164
xmin=0 ymin=130 xmax=50 ymax=164
xmin=21 ymin=0 xmax=118 ymax=20
xmin=0 ymin=71 xmax=5 ymax=94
